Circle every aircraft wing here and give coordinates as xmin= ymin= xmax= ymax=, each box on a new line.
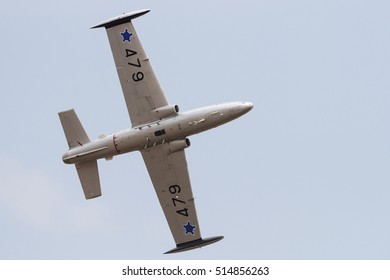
xmin=141 ymin=143 xmax=203 ymax=248
xmin=93 ymin=9 xmax=223 ymax=253
xmin=92 ymin=9 xmax=168 ymax=127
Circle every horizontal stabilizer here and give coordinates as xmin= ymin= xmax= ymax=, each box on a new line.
xmin=59 ymin=109 xmax=90 ymax=149
xmin=76 ymin=160 xmax=101 ymax=199
xmin=164 ymin=236 xmax=224 ymax=254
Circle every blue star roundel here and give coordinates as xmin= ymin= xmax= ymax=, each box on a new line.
xmin=121 ymin=28 xmax=133 ymax=43
xmin=183 ymin=221 xmax=196 ymax=235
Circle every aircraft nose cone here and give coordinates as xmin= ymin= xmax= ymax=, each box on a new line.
xmin=239 ymin=101 xmax=254 ymax=115
xmin=243 ymin=101 xmax=254 ymax=112
xmin=230 ymin=101 xmax=254 ymax=117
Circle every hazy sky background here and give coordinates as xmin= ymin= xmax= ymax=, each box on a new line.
xmin=1 ymin=0 xmax=389 ymax=259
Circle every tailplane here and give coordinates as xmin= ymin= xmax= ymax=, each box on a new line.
xmin=76 ymin=160 xmax=102 ymax=199
xmin=59 ymin=109 xmax=101 ymax=199
xmin=58 ymin=109 xmax=90 ymax=148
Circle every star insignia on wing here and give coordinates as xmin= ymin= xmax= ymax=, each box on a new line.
xmin=121 ymin=29 xmax=133 ymax=43
xmin=183 ymin=221 xmax=196 ymax=235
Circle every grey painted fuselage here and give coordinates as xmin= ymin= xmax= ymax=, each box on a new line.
xmin=63 ymin=101 xmax=253 ymax=164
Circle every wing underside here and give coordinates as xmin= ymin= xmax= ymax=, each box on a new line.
xmin=93 ymin=9 xmax=168 ymax=127
xmin=93 ymin=10 xmax=223 ymax=253
xmin=141 ymin=143 xmax=202 ymax=246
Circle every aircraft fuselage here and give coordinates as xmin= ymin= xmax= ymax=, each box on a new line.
xmin=62 ymin=101 xmax=253 ymax=164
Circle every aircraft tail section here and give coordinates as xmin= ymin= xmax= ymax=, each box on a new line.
xmin=58 ymin=109 xmax=101 ymax=199
xmin=76 ymin=160 xmax=102 ymax=199
xmin=58 ymin=109 xmax=90 ymax=148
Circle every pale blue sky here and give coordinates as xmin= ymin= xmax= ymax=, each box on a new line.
xmin=0 ymin=0 xmax=389 ymax=259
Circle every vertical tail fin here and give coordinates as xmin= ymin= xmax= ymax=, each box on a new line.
xmin=58 ymin=109 xmax=90 ymax=148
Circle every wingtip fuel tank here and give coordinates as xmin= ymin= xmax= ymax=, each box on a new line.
xmin=164 ymin=236 xmax=224 ymax=254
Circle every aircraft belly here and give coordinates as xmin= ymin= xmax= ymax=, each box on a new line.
xmin=114 ymin=119 xmax=189 ymax=152
xmin=63 ymin=102 xmax=251 ymax=164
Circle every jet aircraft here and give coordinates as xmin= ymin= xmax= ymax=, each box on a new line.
xmin=59 ymin=9 xmax=253 ymax=254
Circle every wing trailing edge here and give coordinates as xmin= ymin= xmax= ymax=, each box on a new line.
xmin=91 ymin=9 xmax=150 ymax=29
xmin=164 ymin=236 xmax=224 ymax=254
